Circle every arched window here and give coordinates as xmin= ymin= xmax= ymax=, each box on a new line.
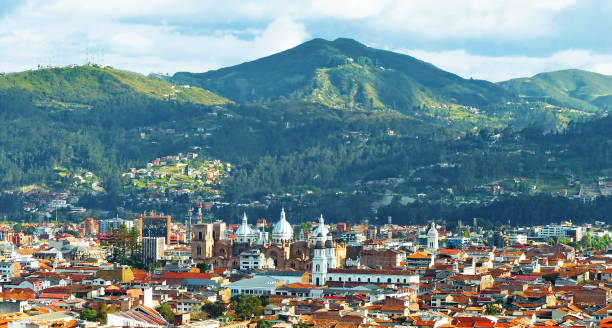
xmin=387 ymin=278 xmax=392 ymax=283
xmin=316 ymin=264 xmax=320 ymax=272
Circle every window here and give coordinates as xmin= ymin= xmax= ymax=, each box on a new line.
xmin=196 ymin=247 xmax=202 ymax=256
xmin=315 ymin=264 xmax=320 ymax=272
xmin=198 ymin=231 xmax=203 ymax=240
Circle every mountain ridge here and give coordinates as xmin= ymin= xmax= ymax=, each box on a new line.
xmin=0 ymin=65 xmax=230 ymax=107
xmin=498 ymin=69 xmax=612 ymax=112
xmin=172 ymin=38 xmax=512 ymax=111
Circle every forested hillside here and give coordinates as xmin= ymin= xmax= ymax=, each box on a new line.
xmin=499 ymin=69 xmax=612 ymax=111
xmin=1 ymin=38 xmax=612 ymax=225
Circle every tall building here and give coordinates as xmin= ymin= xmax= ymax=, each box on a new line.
xmin=82 ymin=218 xmax=98 ymax=236
xmin=139 ymin=212 xmax=172 ymax=244
xmin=142 ymin=237 xmax=166 ymax=265
xmin=192 ymin=221 xmax=226 ymax=259
xmin=99 ymin=218 xmax=132 ymax=234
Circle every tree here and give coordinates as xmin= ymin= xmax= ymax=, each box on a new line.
xmin=97 ymin=304 xmax=117 ymax=324
xmin=196 ymin=262 xmax=210 ymax=272
xmin=258 ymin=295 xmax=270 ymax=307
xmin=231 ymin=295 xmax=263 ymax=320
xmin=202 ymin=302 xmax=226 ymax=318
xmin=484 ymin=303 xmax=500 ymax=315
xmin=79 ymin=309 xmax=98 ymax=321
xmin=257 ymin=320 xmax=273 ymax=328
xmin=293 ymin=322 xmax=310 ymax=328
xmin=156 ymin=304 xmax=175 ymax=324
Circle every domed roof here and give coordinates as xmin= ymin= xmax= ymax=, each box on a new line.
xmin=427 ymin=221 xmax=438 ymax=235
xmin=235 ymin=212 xmax=255 ymax=236
xmin=272 ymin=208 xmax=293 ymax=240
xmin=312 ymin=214 xmax=329 ymax=239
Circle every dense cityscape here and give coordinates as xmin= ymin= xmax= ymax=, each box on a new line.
xmin=0 ymin=210 xmax=609 ymax=328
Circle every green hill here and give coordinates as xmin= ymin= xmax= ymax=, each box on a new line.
xmin=0 ymin=65 xmax=230 ymax=107
xmin=498 ymin=69 xmax=612 ymax=111
xmin=173 ymin=38 xmax=511 ymax=111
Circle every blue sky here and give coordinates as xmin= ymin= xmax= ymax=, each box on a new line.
xmin=1 ymin=0 xmax=611 ymax=81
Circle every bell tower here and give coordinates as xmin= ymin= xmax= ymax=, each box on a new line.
xmin=312 ymin=241 xmax=328 ymax=286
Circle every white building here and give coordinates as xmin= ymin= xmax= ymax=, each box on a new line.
xmin=538 ymin=223 xmax=583 ymax=241
xmin=142 ymin=237 xmax=166 ymax=265
xmin=239 ymin=249 xmax=274 ymax=271
xmin=227 ymin=276 xmax=283 ymax=296
xmin=509 ymin=234 xmax=528 ymax=244
xmin=325 ymin=268 xmax=420 ymax=285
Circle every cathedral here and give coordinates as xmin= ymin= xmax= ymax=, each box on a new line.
xmin=191 ymin=209 xmax=346 ymax=271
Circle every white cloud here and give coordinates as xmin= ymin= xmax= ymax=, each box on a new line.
xmin=0 ymin=1 xmax=310 ymax=74
xmin=0 ymin=0 xmax=609 ymax=80
xmin=399 ymin=48 xmax=612 ymax=81
xmin=371 ymin=0 xmax=577 ymax=39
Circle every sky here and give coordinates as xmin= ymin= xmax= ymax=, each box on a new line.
xmin=1 ymin=0 xmax=611 ymax=81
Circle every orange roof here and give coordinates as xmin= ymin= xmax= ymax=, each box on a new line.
xmin=48 ymin=304 xmax=63 ymax=312
xmin=283 ymin=282 xmax=317 ymax=289
xmin=439 ymin=249 xmax=462 ymax=254
xmin=39 ymin=293 xmax=70 ymax=299
xmin=15 ymin=249 xmax=36 ymax=255
xmin=407 ymin=252 xmax=431 ymax=259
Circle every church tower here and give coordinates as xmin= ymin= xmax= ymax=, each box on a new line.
xmin=325 ymin=239 xmax=336 ymax=269
xmin=427 ymin=221 xmax=439 ymax=251
xmin=312 ymin=240 xmax=328 ymax=286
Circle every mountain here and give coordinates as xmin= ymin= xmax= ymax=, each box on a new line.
xmin=173 ymin=38 xmax=511 ymax=111
xmin=499 ymin=69 xmax=612 ymax=112
xmin=0 ymin=65 xmax=230 ymax=107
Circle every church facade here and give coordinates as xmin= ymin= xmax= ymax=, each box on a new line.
xmin=191 ymin=209 xmax=346 ymax=271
